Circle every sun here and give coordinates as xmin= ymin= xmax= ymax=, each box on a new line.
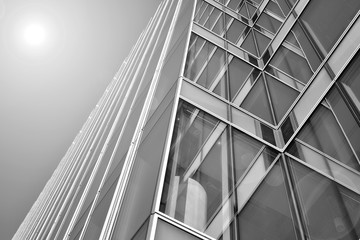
xmin=23 ymin=23 xmax=46 ymax=46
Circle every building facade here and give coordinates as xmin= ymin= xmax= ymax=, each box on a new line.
xmin=14 ymin=0 xmax=360 ymax=239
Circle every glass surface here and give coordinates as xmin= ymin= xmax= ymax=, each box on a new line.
xmin=194 ymin=1 xmax=225 ymax=37
xmin=288 ymin=142 xmax=360 ymax=193
xmin=266 ymin=73 xmax=299 ymax=123
xmin=196 ymin=47 xmax=227 ymax=91
xmin=155 ymin=219 xmax=202 ymax=240
xmin=241 ymin=30 xmax=259 ymax=57
xmin=180 ymin=80 xmax=228 ymax=120
xmin=237 ymin=162 xmax=300 ymax=240
xmin=299 ymin=0 xmax=360 ymax=57
xmin=275 ymin=0 xmax=292 ymax=16
xmin=269 ymin=45 xmax=313 ymax=84
xmin=289 ymin=160 xmax=360 ymax=240
xmin=327 ymin=88 xmax=360 ymax=164
xmin=291 ymin=23 xmax=322 ymax=72
xmin=241 ymin=75 xmax=274 ymax=124
xmin=147 ymin=0 xmax=193 ymax=120
xmin=228 ymin=55 xmax=253 ymax=101
xmin=161 ymin=101 xmax=233 ymax=233
xmin=253 ymin=30 xmax=271 ymax=57
xmin=340 ymin=52 xmax=360 ymax=114
xmin=232 ymin=128 xmax=263 ymax=181
xmin=226 ymin=0 xmax=241 ymax=12
xmin=265 ymin=0 xmax=286 ymax=18
xmin=225 ymin=16 xmax=247 ymax=46
xmin=82 ymin=178 xmax=118 ymax=240
xmin=110 ymin=99 xmax=173 ymax=240
xmin=297 ymin=105 xmax=360 ymax=172
xmin=256 ymin=12 xmax=282 ymax=34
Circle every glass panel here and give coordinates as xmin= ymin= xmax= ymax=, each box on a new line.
xmin=110 ymin=99 xmax=174 ymax=240
xmin=228 ymin=55 xmax=253 ymax=101
xmin=82 ymin=178 xmax=118 ymax=240
xmin=241 ymin=75 xmax=274 ymax=125
xmin=196 ymin=48 xmax=227 ymax=92
xmin=340 ymin=52 xmax=360 ymax=113
xmin=148 ymin=0 xmax=193 ymax=120
xmin=256 ymin=12 xmax=282 ymax=34
xmin=226 ymin=16 xmax=247 ymax=45
xmin=288 ymin=142 xmax=360 ymax=193
xmin=291 ymin=23 xmax=322 ymax=72
xmin=155 ymin=219 xmax=202 ymax=240
xmin=289 ymin=160 xmax=360 ymax=240
xmin=237 ymin=162 xmax=300 ymax=240
xmin=180 ymin=80 xmax=228 ymax=120
xmin=266 ymin=0 xmax=285 ymax=18
xmin=327 ymin=88 xmax=360 ymax=163
xmin=226 ymin=0 xmax=242 ymax=12
xmin=299 ymin=0 xmax=360 ymax=57
xmin=275 ymin=0 xmax=292 ymax=16
xmin=253 ymin=30 xmax=271 ymax=57
xmin=241 ymin=30 xmax=258 ymax=57
xmin=266 ymin=73 xmax=299 ymax=123
xmin=236 ymin=149 xmax=279 ymax=210
xmin=297 ymin=105 xmax=360 ymax=172
xmin=269 ymin=45 xmax=313 ymax=84
xmin=161 ymin=101 xmax=234 ymax=236
xmin=233 ymin=129 xmax=263 ymax=181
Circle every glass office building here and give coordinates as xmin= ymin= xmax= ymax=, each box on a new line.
xmin=14 ymin=0 xmax=360 ymax=239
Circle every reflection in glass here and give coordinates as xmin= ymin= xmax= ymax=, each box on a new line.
xmin=184 ymin=34 xmax=228 ymax=99
xmin=161 ymin=101 xmax=232 ymax=233
xmin=340 ymin=52 xmax=360 ymax=114
xmin=297 ymin=105 xmax=360 ymax=171
xmin=289 ymin=160 xmax=360 ymax=240
xmin=270 ymin=46 xmax=313 ymax=84
xmin=241 ymin=75 xmax=274 ymax=124
xmin=228 ymin=56 xmax=253 ymax=101
xmin=327 ymin=88 xmax=360 ymax=164
xmin=237 ymin=162 xmax=300 ymax=240
xmin=299 ymin=0 xmax=360 ymax=58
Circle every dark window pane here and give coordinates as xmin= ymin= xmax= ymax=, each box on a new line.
xmin=270 ymin=46 xmax=313 ymax=84
xmin=228 ymin=56 xmax=253 ymax=100
xmin=297 ymin=105 xmax=360 ymax=171
xmin=233 ymin=128 xmax=263 ymax=181
xmin=161 ymin=102 xmax=234 ymax=237
xmin=241 ymin=75 xmax=275 ymax=124
xmin=328 ymin=88 xmax=360 ymax=164
xmin=238 ymin=163 xmax=300 ymax=240
xmin=256 ymin=12 xmax=282 ymax=34
xmin=226 ymin=17 xmax=247 ymax=45
xmin=266 ymin=74 xmax=299 ymax=123
xmin=300 ymin=0 xmax=360 ymax=56
xmin=290 ymin=160 xmax=360 ymax=240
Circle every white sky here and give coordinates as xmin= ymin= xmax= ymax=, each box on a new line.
xmin=0 ymin=0 xmax=161 ymax=238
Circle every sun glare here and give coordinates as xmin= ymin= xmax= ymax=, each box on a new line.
xmin=23 ymin=23 xmax=46 ymax=46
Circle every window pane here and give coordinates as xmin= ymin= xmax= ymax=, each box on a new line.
xmin=290 ymin=160 xmax=360 ymax=240
xmin=232 ymin=129 xmax=263 ymax=181
xmin=270 ymin=45 xmax=313 ymax=84
xmin=299 ymin=0 xmax=360 ymax=56
xmin=297 ymin=105 xmax=360 ymax=171
xmin=241 ymin=75 xmax=274 ymax=124
xmin=266 ymin=74 xmax=299 ymax=123
xmin=327 ymin=88 xmax=360 ymax=163
xmin=161 ymin=102 xmax=233 ymax=237
xmin=155 ymin=219 xmax=202 ymax=240
xmin=237 ymin=162 xmax=300 ymax=240
xmin=228 ymin=55 xmax=253 ymax=100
